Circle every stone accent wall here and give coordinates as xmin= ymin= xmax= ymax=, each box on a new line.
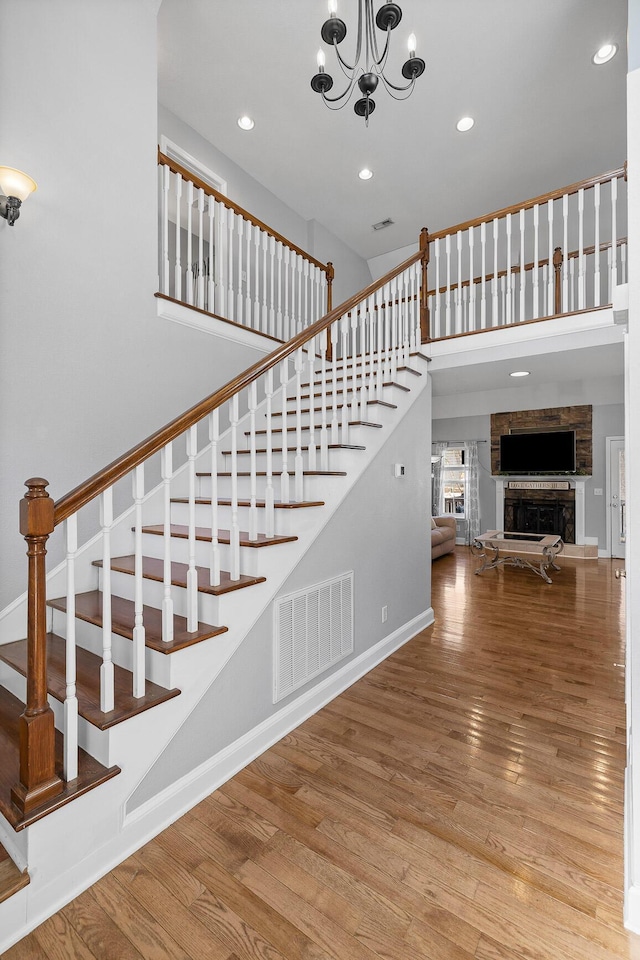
xmin=490 ymin=405 xmax=592 ymax=475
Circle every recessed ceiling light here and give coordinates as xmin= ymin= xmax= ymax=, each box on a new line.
xmin=359 ymin=168 xmax=374 ymax=180
xmin=237 ymin=115 xmax=255 ymax=130
xmin=456 ymin=116 xmax=474 ymax=133
xmin=509 ymin=370 xmax=530 ymax=378
xmin=593 ymin=43 xmax=617 ymax=65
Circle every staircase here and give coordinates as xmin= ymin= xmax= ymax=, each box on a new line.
xmin=0 ymin=248 xmax=433 ymax=951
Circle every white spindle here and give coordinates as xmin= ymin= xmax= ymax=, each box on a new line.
xmin=279 ymin=362 xmax=291 ymax=503
xmin=186 ymin=180 xmax=194 ymax=306
xmin=340 ymin=315 xmax=350 ymax=444
xmin=174 ymin=172 xmax=182 ymax=302
xmin=594 ymin=182 xmax=601 ymax=307
xmin=237 ymin=217 xmax=245 ymax=325
xmin=350 ymin=309 xmax=359 ymax=423
xmin=262 ymin=233 xmax=269 ymax=332
xmin=445 ymin=234 xmax=452 ymax=337
xmin=505 ymin=213 xmax=512 ymax=325
xmin=610 ymin=176 xmax=618 ymax=294
xmin=569 ymin=257 xmax=576 ymax=312
xmin=254 ymin=224 xmax=261 ymax=330
xmin=161 ymin=446 xmax=174 ymax=644
xmin=297 ymin=255 xmax=304 ymax=334
xmin=519 ymin=209 xmax=526 ymax=322
xmin=294 ymin=349 xmax=305 ymax=501
xmin=492 ymin=218 xmax=499 ymax=326
xmin=197 ymin=188 xmax=205 ymax=309
xmin=276 ymin=242 xmax=284 ymax=340
xmin=249 ymin=381 xmax=259 ymax=539
xmin=434 ymin=238 xmax=441 ymax=338
xmin=307 ymin=337 xmax=317 ymax=471
xmin=303 ymin=260 xmax=310 ymax=332
xmin=532 ymin=203 xmax=540 ymax=319
xmin=284 ymin=247 xmax=291 ymax=341
xmin=577 ymin=188 xmax=585 ymax=310
xmin=562 ymin=193 xmax=569 ymax=313
xmin=269 ymin=236 xmax=276 ymax=336
xmin=209 ymin=411 xmax=221 ymax=586
xmin=375 ymin=287 xmax=385 ymax=401
xmin=265 ymin=370 xmax=275 ymax=537
xmin=621 ymin=241 xmax=627 ymax=284
xmin=456 ymin=231 xmax=462 ymax=334
xmin=413 ymin=261 xmax=421 ymax=350
xmin=99 ymin=489 xmax=114 ymax=712
xmin=161 ymin=165 xmax=170 ymax=295
xmin=244 ymin=217 xmax=252 ymax=326
xmin=546 ymin=200 xmax=554 ymax=316
xmin=132 ymin=464 xmax=145 ymax=698
xmin=230 ymin=395 xmax=241 ymax=579
xmin=227 ymin=211 xmax=235 ymax=322
xmin=480 ymin=223 xmax=487 ymax=329
xmin=217 ymin=203 xmax=226 ymax=319
xmin=64 ymin=514 xmax=79 ymax=781
xmin=186 ymin=425 xmax=199 ymax=629
xmin=319 ymin=337 xmax=329 ymax=471
xmin=207 ymin=196 xmax=215 ymax=313
xmin=468 ymin=227 xmax=476 ymax=332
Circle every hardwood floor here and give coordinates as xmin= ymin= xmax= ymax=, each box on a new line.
xmin=7 ymin=549 xmax=640 ymax=959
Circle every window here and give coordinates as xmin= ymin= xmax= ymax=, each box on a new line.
xmin=442 ymin=446 xmax=467 ymax=517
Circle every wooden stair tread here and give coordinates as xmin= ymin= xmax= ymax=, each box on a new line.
xmin=48 ymin=592 xmax=227 ymax=653
xmin=298 ymin=381 xmax=410 ymax=399
xmin=250 ymin=422 xmax=382 ymax=435
xmin=271 ymin=401 xmax=397 ymax=417
xmin=140 ymin=524 xmax=297 ymax=548
xmin=300 ymin=366 xmax=421 ymax=387
xmin=94 ymin=555 xmax=266 ymax=596
xmin=0 ymin=685 xmax=120 ymax=831
xmin=0 ymin=634 xmax=180 ymax=730
xmin=0 ymin=842 xmax=29 ymax=903
xmin=198 ymin=470 xmax=347 ymax=477
xmin=171 ymin=498 xmax=324 ymax=509
xmin=221 ymin=443 xmax=366 ymax=455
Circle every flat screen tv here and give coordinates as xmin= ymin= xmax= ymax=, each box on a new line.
xmin=499 ymin=430 xmax=576 ymax=474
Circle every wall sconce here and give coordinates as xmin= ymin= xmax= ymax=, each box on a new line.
xmin=0 ymin=167 xmax=37 ymax=226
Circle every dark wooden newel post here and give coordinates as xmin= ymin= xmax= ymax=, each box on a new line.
xmin=11 ymin=478 xmax=63 ymax=815
xmin=419 ymin=227 xmax=430 ymax=343
xmin=326 ymin=261 xmax=334 ymax=361
xmin=553 ymin=246 xmax=563 ymax=316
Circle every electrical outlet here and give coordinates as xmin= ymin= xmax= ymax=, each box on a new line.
xmin=381 ymin=605 xmax=388 ymax=623
xmin=394 ymin=464 xmax=405 ymax=478
xmin=594 ymin=488 xmax=603 ymax=496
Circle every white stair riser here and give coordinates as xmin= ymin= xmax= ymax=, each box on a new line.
xmin=219 ymin=449 xmax=360 ymax=474
xmin=169 ymin=501 xmax=310 ymax=537
xmin=198 ymin=474 xmax=339 ymax=501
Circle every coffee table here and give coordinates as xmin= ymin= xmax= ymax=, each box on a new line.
xmin=471 ymin=531 xmax=564 ymax=584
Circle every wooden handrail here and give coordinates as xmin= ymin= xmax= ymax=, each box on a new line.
xmin=428 ymin=166 xmax=626 ymax=243
xmin=158 ymin=150 xmax=328 ymax=275
xmin=53 ymin=246 xmax=424 ymax=526
xmin=426 ymin=236 xmax=627 ymax=298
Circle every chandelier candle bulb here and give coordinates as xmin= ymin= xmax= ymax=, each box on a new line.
xmin=328 ymin=0 xmax=337 ymax=15
xmin=317 ymin=49 xmax=325 ymax=71
xmin=408 ymin=33 xmax=416 ymax=57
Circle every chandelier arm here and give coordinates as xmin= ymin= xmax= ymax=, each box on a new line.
xmin=321 ymin=74 xmax=360 ymax=106
xmin=367 ymin=6 xmax=392 ymax=69
xmin=332 ymin=0 xmax=364 ymax=75
xmin=379 ymin=73 xmax=416 ymax=95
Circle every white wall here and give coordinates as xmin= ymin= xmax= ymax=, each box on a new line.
xmin=127 ymin=387 xmax=432 ymax=809
xmin=158 ymin=106 xmax=372 ymax=307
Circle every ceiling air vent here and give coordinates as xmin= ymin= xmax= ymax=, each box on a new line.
xmin=372 ymin=217 xmax=394 ymax=231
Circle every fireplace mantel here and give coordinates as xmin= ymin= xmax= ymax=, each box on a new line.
xmin=493 ymin=476 xmax=591 ymax=546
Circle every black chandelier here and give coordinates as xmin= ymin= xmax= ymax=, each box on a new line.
xmin=310 ymin=0 xmax=425 ymax=125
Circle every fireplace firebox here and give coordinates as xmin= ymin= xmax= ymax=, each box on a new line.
xmin=504 ymin=488 xmax=576 ymax=544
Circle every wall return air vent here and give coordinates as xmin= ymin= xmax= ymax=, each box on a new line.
xmin=273 ymin=571 xmax=354 ymax=703
xmin=372 ymin=217 xmax=394 ymax=231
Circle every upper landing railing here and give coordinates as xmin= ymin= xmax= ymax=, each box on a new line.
xmin=158 ymin=151 xmax=333 ymax=340
xmin=423 ymin=165 xmax=627 ymax=339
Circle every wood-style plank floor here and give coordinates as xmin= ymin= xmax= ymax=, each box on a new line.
xmin=7 ymin=549 xmax=640 ymax=959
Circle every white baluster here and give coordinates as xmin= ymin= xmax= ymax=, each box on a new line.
xmin=249 ymin=382 xmax=259 ymax=539
xmin=262 ymin=232 xmax=269 ymax=332
xmin=594 ymin=182 xmax=601 ymax=307
xmin=610 ymin=176 xmax=618 ymax=294
xmin=351 ymin=310 xmax=360 ymax=423
xmin=197 ymin=187 xmax=205 ymax=309
xmin=546 ymin=199 xmax=554 ymax=316
xmin=174 ymin=172 xmax=182 ymax=302
xmin=468 ymin=226 xmax=475 ymax=332
xmin=227 ymin=211 xmax=235 ymax=322
xmin=99 ymin=489 xmax=114 ymax=712
xmin=186 ymin=425 xmax=199 ymax=629
xmin=330 ymin=322 xmax=340 ymax=441
xmin=621 ymin=241 xmax=627 ymax=285
xmin=569 ymin=257 xmax=575 ymax=312
xmin=279 ymin=362 xmax=291 ymax=503
xmin=577 ymin=188 xmax=585 ymax=310
xmin=161 ymin=164 xmax=170 ymax=295
xmin=319 ymin=338 xmax=329 ymax=471
xmin=209 ymin=411 xmax=221 ymax=586
xmin=456 ymin=231 xmax=462 ymax=333
xmin=276 ymin=242 xmax=284 ymax=339
xmin=230 ymin=396 xmax=241 ymax=579
xmin=532 ymin=203 xmax=540 ymax=319
xmin=607 ymin=246 xmax=613 ymax=304
xmin=217 ymin=203 xmax=226 ymax=319
xmin=492 ymin=218 xmax=499 ymax=326
xmin=562 ymin=193 xmax=569 ymax=313
xmin=307 ymin=336 xmax=317 ymax=472
xmin=254 ymin=224 xmax=261 ymax=330
xmin=340 ymin=315 xmax=350 ymax=444
xmin=161 ymin=444 xmax=174 ymax=643
xmin=236 ymin=217 xmax=244 ymax=325
xmin=505 ymin=213 xmax=512 ymax=325
xmin=269 ymin=236 xmax=276 ymax=337
xmin=207 ymin=195 xmax=215 ymax=313
xmin=64 ymin=514 xmax=79 ymax=781
xmin=303 ymin=259 xmax=310 ymax=332
xmin=375 ymin=288 xmax=385 ymax=400
xmin=434 ymin=238 xmax=441 ymax=337
xmin=519 ymin=208 xmax=526 ymax=322
xmin=445 ymin=234 xmax=452 ymax=336
xmin=265 ymin=371 xmax=275 ymax=537
xmin=480 ymin=222 xmax=487 ymax=329
xmin=186 ymin=180 xmax=194 ymax=306
xmin=283 ymin=247 xmax=291 ymax=341
xmin=413 ymin=261 xmax=421 ymax=350
xmin=297 ymin=255 xmax=304 ymax=334
xmin=294 ymin=349 xmax=305 ymax=501
xmin=132 ymin=465 xmax=145 ymax=698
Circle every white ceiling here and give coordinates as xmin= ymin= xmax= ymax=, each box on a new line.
xmin=157 ymin=0 xmax=628 ymax=262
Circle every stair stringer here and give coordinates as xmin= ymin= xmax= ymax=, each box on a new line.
xmin=0 ymin=358 xmax=432 ymax=954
